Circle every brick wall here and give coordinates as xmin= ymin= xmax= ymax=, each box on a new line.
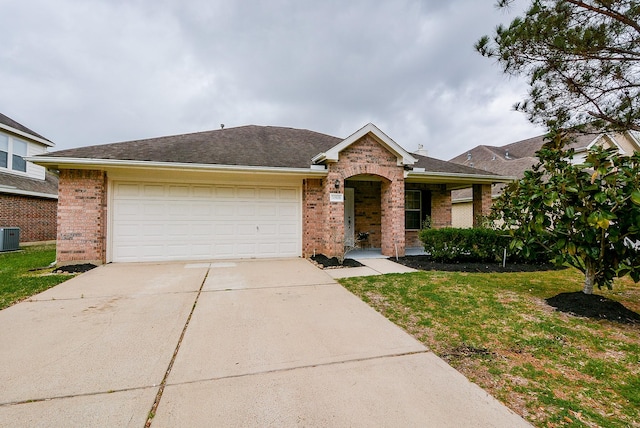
xmin=56 ymin=169 xmax=107 ymax=265
xmin=0 ymin=193 xmax=57 ymax=242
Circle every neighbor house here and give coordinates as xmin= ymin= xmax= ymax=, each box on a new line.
xmin=31 ymin=123 xmax=511 ymax=265
xmin=448 ymin=131 xmax=640 ymax=227
xmin=0 ymin=113 xmax=58 ymax=242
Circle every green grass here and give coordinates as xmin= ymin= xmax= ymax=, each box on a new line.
xmin=339 ymin=268 xmax=640 ymax=428
xmin=0 ymin=245 xmax=71 ymax=310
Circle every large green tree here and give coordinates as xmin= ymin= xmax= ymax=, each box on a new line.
xmin=492 ymin=132 xmax=640 ymax=293
xmin=476 ymin=0 xmax=640 ymax=132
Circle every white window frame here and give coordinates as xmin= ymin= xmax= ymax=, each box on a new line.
xmin=0 ymin=134 xmax=8 ymax=169
xmin=405 ymin=190 xmax=422 ymax=230
xmin=12 ymin=138 xmax=27 ymax=172
xmin=0 ymin=131 xmax=29 ymax=174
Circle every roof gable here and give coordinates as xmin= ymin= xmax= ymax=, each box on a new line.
xmin=312 ymin=123 xmax=417 ymax=166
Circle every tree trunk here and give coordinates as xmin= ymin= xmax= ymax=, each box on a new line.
xmin=583 ymin=265 xmax=596 ymax=294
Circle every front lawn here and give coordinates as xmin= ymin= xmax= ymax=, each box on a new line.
xmin=0 ymin=245 xmax=70 ymax=310
xmin=339 ymin=268 xmax=640 ymax=428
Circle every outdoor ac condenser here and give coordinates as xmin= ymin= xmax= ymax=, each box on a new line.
xmin=0 ymin=227 xmax=20 ymax=251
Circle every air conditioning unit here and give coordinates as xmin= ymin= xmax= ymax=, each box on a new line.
xmin=0 ymin=228 xmax=20 ymax=251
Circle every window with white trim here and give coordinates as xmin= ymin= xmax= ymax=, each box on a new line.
xmin=0 ymin=132 xmax=29 ymax=173
xmin=12 ymin=138 xmax=27 ymax=172
xmin=0 ymin=134 xmax=7 ymax=168
xmin=405 ymin=190 xmax=422 ymax=230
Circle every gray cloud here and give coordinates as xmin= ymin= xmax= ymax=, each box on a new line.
xmin=0 ymin=0 xmax=544 ymax=159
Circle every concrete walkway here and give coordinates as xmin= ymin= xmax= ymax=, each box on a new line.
xmin=0 ymin=259 xmax=530 ymax=427
xmin=324 ymin=257 xmax=417 ymax=279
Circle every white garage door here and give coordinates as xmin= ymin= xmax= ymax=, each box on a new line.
xmin=111 ymin=182 xmax=301 ymax=262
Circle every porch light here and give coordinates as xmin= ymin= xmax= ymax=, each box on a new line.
xmin=334 ymin=179 xmax=340 ymax=189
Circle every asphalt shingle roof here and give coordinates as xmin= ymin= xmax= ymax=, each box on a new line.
xmin=413 ymin=154 xmax=499 ymax=176
xmin=44 ymin=125 xmax=343 ymax=169
xmin=42 ymin=124 xmax=503 ymax=179
xmin=0 ymin=112 xmax=51 ymax=142
xmin=0 ymin=170 xmax=58 ymax=197
xmin=449 ymin=132 xmax=602 ymax=176
xmin=448 ymin=131 xmax=604 ymax=201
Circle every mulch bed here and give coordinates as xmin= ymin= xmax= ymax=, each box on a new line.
xmin=53 ymin=263 xmax=98 ymax=274
xmin=395 ymin=256 xmax=640 ymax=323
xmin=392 ymin=255 xmax=563 ymax=273
xmin=311 ymin=254 xmax=363 ymax=268
xmin=547 ymin=292 xmax=640 ymax=324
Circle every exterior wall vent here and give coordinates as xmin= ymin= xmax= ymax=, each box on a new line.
xmin=0 ymin=227 xmax=20 ymax=251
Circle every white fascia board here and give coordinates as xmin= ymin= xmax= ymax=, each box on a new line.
xmin=585 ymin=134 xmax=602 ymax=150
xmin=28 ymin=157 xmax=329 ymax=177
xmin=0 ymin=124 xmax=54 ymax=147
xmin=585 ymin=133 xmax=625 ymax=154
xmin=405 ymin=170 xmax=515 ymax=184
xmin=321 ymin=123 xmax=418 ymax=165
xmin=0 ymin=187 xmax=57 ymax=199
xmin=627 ymin=130 xmax=640 ymax=148
xmin=452 ymin=194 xmax=501 ymax=204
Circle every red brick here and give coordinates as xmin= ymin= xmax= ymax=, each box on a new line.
xmin=0 ymin=194 xmax=57 ymax=242
xmin=56 ymin=170 xmax=107 ymax=265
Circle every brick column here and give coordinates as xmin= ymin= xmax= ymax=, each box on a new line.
xmin=381 ymin=178 xmax=405 ymax=257
xmin=431 ymin=186 xmax=452 ymax=228
xmin=323 ymin=169 xmax=345 ymax=258
xmin=302 ymin=178 xmax=324 ymax=257
xmin=57 ymin=169 xmax=107 ymax=265
xmin=472 ymin=184 xmax=492 ymax=227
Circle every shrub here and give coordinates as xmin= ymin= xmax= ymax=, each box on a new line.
xmin=418 ymin=227 xmax=549 ymax=264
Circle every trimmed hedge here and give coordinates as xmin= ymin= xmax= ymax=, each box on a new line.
xmin=418 ymin=227 xmax=549 ymax=264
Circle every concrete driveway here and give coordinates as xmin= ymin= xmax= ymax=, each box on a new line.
xmin=0 ymin=259 xmax=530 ymax=427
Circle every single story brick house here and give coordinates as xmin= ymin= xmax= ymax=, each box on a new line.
xmin=31 ymin=123 xmax=510 ymax=265
xmin=0 ymin=113 xmax=58 ymax=243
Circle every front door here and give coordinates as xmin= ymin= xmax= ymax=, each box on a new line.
xmin=344 ymin=187 xmax=355 ymax=247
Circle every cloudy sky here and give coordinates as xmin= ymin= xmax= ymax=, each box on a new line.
xmin=0 ymin=0 xmax=545 ymax=160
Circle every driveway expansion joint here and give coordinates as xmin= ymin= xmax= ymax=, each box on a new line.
xmin=164 ymin=350 xmax=431 ymax=388
xmin=144 ymin=267 xmax=210 ymax=427
xmin=0 ymin=384 xmax=158 ymax=408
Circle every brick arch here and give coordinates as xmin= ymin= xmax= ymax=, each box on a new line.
xmin=341 ymin=167 xmax=393 ymax=183
xmin=342 ymin=165 xmax=393 ymax=181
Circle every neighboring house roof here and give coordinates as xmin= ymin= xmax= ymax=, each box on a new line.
xmin=0 ymin=112 xmax=53 ymax=146
xmin=412 ymin=153 xmax=499 ymax=176
xmin=0 ymin=170 xmax=59 ymax=199
xmin=449 ymin=130 xmax=638 ymax=202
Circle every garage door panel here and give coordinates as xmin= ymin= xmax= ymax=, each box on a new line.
xmin=143 ymin=185 xmax=165 ymax=197
xmin=112 ymin=182 xmax=301 ymax=262
xmin=115 ymin=183 xmax=140 ymax=197
xmin=237 ymin=187 xmax=256 ymax=198
xmin=259 ymin=187 xmax=277 ymax=199
xmin=278 ymin=223 xmax=298 ymax=235
xmin=168 ymin=185 xmax=190 ymax=197
xmin=279 ymin=188 xmax=298 ymax=200
xmin=278 ymin=203 xmax=298 ymax=217
xmin=257 ymin=205 xmax=277 ymax=217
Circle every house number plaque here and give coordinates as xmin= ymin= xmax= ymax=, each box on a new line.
xmin=330 ymin=193 xmax=344 ymax=203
